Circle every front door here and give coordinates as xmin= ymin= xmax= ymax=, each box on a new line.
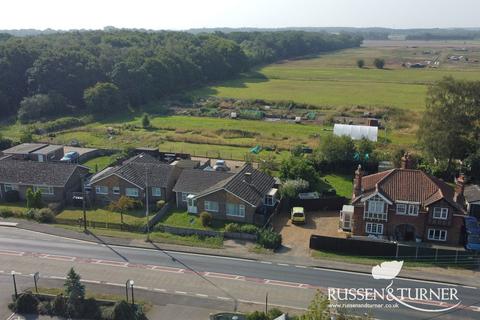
xmin=187 ymin=195 xmax=197 ymax=214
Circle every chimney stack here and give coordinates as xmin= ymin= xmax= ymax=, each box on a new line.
xmin=244 ymin=172 xmax=252 ymax=184
xmin=400 ymin=152 xmax=413 ymax=169
xmin=353 ymin=165 xmax=363 ymax=198
xmin=454 ymin=173 xmax=466 ymax=204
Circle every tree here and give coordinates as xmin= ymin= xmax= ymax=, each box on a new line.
xmin=280 ymin=156 xmax=319 ymax=187
xmin=356 ymin=59 xmax=365 ymax=68
xmin=26 ymin=188 xmax=42 ymax=209
xmin=17 ymin=92 xmax=67 ymax=123
xmin=373 ymin=58 xmax=385 ymax=69
xmin=418 ymin=77 xmax=480 ymax=173
xmin=317 ymin=135 xmax=356 ymax=165
xmin=83 ymin=82 xmax=126 ymax=114
xmin=141 ymin=113 xmax=150 ymax=128
xmin=19 ymin=128 xmax=34 ymax=143
xmin=280 ymin=179 xmax=310 ymax=199
xmin=111 ymin=300 xmax=136 ymax=320
xmin=299 ymin=290 xmax=330 ymax=320
xmin=64 ymin=268 xmax=85 ymax=318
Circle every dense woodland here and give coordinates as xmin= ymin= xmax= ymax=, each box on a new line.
xmin=0 ymin=30 xmax=362 ymax=122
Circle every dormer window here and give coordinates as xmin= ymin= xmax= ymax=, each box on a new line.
xmin=364 ymin=195 xmax=387 ymax=221
xmin=396 ymin=202 xmax=419 ymax=216
xmin=433 ymin=207 xmax=448 ymax=220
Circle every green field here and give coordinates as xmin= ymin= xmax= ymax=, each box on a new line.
xmin=192 ymin=44 xmax=480 ymax=111
xmin=56 ymin=208 xmax=150 ymax=227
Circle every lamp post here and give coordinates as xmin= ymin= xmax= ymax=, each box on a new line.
xmin=145 ymin=168 xmax=150 ymax=242
xmin=11 ymin=271 xmax=18 ymax=299
xmin=129 ymin=280 xmax=135 ymax=306
xmin=33 ymin=272 xmax=40 ymax=293
xmin=82 ymin=175 xmax=87 ymax=232
xmin=125 ymin=279 xmax=132 ymax=302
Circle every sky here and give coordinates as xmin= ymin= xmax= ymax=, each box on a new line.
xmin=1 ymin=0 xmax=479 ymax=30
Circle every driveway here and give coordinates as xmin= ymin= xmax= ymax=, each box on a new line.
xmin=274 ymin=210 xmax=346 ymax=257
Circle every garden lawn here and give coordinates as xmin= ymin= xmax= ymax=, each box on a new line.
xmin=322 ymin=174 xmax=353 ymax=198
xmin=82 ymin=154 xmax=119 ymax=172
xmin=159 ymin=209 xmax=227 ymax=231
xmin=56 ymin=208 xmax=150 ymax=227
xmin=0 ymin=202 xmax=27 ymax=213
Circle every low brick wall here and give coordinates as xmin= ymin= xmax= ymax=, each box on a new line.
xmin=154 ymin=224 xmax=257 ymax=241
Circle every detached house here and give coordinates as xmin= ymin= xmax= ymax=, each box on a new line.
xmin=89 ymin=154 xmax=181 ymax=204
xmin=173 ymin=165 xmax=278 ymax=224
xmin=342 ymin=154 xmax=466 ymax=245
xmin=0 ymin=159 xmax=89 ymax=203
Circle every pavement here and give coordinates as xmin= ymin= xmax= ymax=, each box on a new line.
xmin=8 ymin=219 xmax=480 ymax=288
xmin=0 ymin=227 xmax=479 ymax=320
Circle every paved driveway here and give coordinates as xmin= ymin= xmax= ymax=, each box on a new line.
xmin=274 ymin=210 xmax=346 ymax=257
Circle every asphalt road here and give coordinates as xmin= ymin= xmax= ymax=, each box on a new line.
xmin=0 ymin=227 xmax=479 ymax=320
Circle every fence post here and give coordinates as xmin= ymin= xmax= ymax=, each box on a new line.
xmin=415 ymin=246 xmax=418 ymax=260
xmin=435 ymin=248 xmax=438 ymax=262
xmin=395 ymin=243 xmax=399 ymax=259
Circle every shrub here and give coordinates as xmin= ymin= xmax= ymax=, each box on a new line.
xmin=26 ymin=188 xmax=42 ymax=209
xmin=199 ymin=211 xmax=213 ymax=227
xmin=373 ymin=58 xmax=385 ymax=69
xmin=37 ymin=301 xmax=52 ymax=316
xmin=225 ymin=223 xmax=241 ymax=233
xmin=4 ymin=190 xmax=19 ymax=202
xmin=111 ymin=300 xmax=135 ymax=320
xmin=356 ymin=59 xmax=365 ymax=68
xmin=280 ymin=179 xmax=309 ymax=199
xmin=142 ymin=113 xmax=151 ymax=128
xmin=257 ymin=229 xmax=282 ymax=250
xmin=83 ymin=297 xmax=101 ymax=319
xmin=12 ymin=291 xmax=39 ymax=313
xmin=156 ymin=200 xmax=165 ymax=210
xmin=267 ymin=308 xmax=283 ymax=319
xmin=52 ymin=294 xmax=67 ymax=317
xmin=247 ymin=311 xmax=268 ymax=320
xmin=36 ymin=208 xmax=56 ymax=223
xmin=0 ymin=208 xmax=15 ymax=218
xmin=25 ymin=208 xmax=38 ymax=220
xmin=48 ymin=202 xmax=64 ymax=214
xmin=240 ymin=224 xmax=259 ymax=234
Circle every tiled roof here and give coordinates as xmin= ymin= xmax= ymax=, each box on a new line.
xmin=89 ymin=153 xmax=176 ymax=189
xmin=173 ymin=169 xmax=233 ymax=194
xmin=356 ymin=168 xmax=458 ymax=207
xmin=0 ymin=160 xmax=87 ymax=186
xmin=465 ymin=185 xmax=480 ymax=203
xmin=196 ymin=165 xmax=276 ymax=206
xmin=2 ymin=143 xmax=48 ymax=155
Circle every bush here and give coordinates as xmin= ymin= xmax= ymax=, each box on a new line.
xmin=25 ymin=208 xmax=38 ymax=220
xmin=225 ymin=223 xmax=241 ymax=233
xmin=37 ymin=301 xmax=52 ymax=316
xmin=111 ymin=300 xmax=135 ymax=320
xmin=12 ymin=291 xmax=39 ymax=313
xmin=356 ymin=59 xmax=365 ymax=68
xmin=52 ymin=294 xmax=67 ymax=317
xmin=247 ymin=311 xmax=268 ymax=320
xmin=36 ymin=208 xmax=56 ymax=223
xmin=0 ymin=208 xmax=15 ymax=218
xmin=4 ymin=190 xmax=19 ymax=202
xmin=257 ymin=229 xmax=282 ymax=250
xmin=38 ymin=117 xmax=84 ymax=134
xmin=83 ymin=297 xmax=101 ymax=319
xmin=199 ymin=211 xmax=213 ymax=227
xmin=373 ymin=58 xmax=385 ymax=69
xmin=156 ymin=200 xmax=166 ymax=210
xmin=280 ymin=179 xmax=309 ymax=199
xmin=48 ymin=202 xmax=64 ymax=214
xmin=240 ymin=224 xmax=259 ymax=234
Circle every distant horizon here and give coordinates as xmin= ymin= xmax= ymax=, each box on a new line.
xmin=1 ymin=1 xmax=480 ymax=30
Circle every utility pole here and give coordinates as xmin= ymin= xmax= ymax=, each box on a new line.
xmin=82 ymin=175 xmax=87 ymax=233
xmin=145 ymin=167 xmax=150 ymax=242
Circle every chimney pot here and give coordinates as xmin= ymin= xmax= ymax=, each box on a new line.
xmin=353 ymin=165 xmax=363 ymax=198
xmin=244 ymin=172 xmax=252 ymax=184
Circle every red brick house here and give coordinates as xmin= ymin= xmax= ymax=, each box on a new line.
xmin=342 ymin=154 xmax=466 ymax=246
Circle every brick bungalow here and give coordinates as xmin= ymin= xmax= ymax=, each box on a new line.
xmin=173 ymin=165 xmax=278 ymax=225
xmin=343 ymin=154 xmax=466 ymax=246
xmin=0 ymin=159 xmax=89 ymax=204
xmin=88 ymin=154 xmax=181 ymax=205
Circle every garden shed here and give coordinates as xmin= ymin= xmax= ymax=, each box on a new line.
xmin=333 ymin=124 xmax=378 ymax=142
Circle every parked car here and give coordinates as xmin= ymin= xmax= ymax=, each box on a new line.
xmin=464 ymin=216 xmax=480 ymax=235
xmin=291 ymin=207 xmax=305 ymax=224
xmin=60 ymin=151 xmax=80 ymax=163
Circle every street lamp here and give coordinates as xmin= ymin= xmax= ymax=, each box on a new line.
xmin=125 ymin=279 xmax=134 ymax=305
xmin=11 ymin=271 xmax=18 ymax=299
xmin=129 ymin=280 xmax=135 ymax=306
xmin=33 ymin=272 xmax=40 ymax=293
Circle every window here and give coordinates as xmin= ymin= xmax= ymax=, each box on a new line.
xmin=204 ymin=200 xmax=219 ymax=212
xmin=408 ymin=205 xmax=419 ymax=216
xmin=152 ymin=187 xmax=162 ymax=197
xmin=226 ymin=203 xmax=245 ymax=217
xmin=33 ymin=186 xmax=54 ymax=195
xmin=125 ymin=188 xmax=139 ymax=197
xmin=4 ymin=184 xmax=18 ymax=192
xmin=433 ymin=207 xmax=448 ymax=220
xmin=181 ymin=192 xmax=188 ymax=202
xmin=95 ymin=186 xmax=108 ymax=195
xmin=112 ymin=187 xmax=120 ymax=195
xmin=396 ymin=203 xmax=407 ymax=215
xmin=265 ymin=195 xmax=275 ymax=206
xmin=365 ymin=222 xmax=384 ymax=235
xmin=364 ymin=195 xmax=387 ymax=221
xmin=428 ymin=229 xmax=447 ymax=241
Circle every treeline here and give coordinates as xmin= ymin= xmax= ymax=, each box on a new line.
xmin=0 ymin=30 xmax=362 ymax=122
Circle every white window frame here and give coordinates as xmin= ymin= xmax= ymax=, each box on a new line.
xmin=428 ymin=229 xmax=447 ymax=241
xmin=433 ymin=207 xmax=448 ymax=220
xmin=125 ymin=188 xmax=139 ymax=197
xmin=95 ymin=186 xmax=108 ymax=195
xmin=365 ymin=222 xmax=384 ymax=235
xmin=33 ymin=186 xmax=54 ymax=195
xmin=4 ymin=184 xmax=18 ymax=192
xmin=204 ymin=200 xmax=219 ymax=213
xmin=181 ymin=192 xmax=188 ymax=202
xmin=265 ymin=195 xmax=275 ymax=206
xmin=407 ymin=204 xmax=419 ymax=216
xmin=152 ymin=187 xmax=162 ymax=197
xmin=396 ymin=203 xmax=407 ymax=215
xmin=112 ymin=187 xmax=120 ymax=195
xmin=364 ymin=195 xmax=387 ymax=221
xmin=226 ymin=203 xmax=246 ymax=218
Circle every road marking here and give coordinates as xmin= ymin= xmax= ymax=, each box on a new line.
xmin=136 ymin=286 xmax=148 ymax=290
xmin=461 ymin=285 xmax=477 ymax=289
xmin=81 ymin=279 xmax=101 ymax=284
xmin=49 ymin=276 xmax=65 ymax=280
xmin=195 ymin=293 xmax=208 ymax=298
xmin=41 ymin=254 xmax=76 ymax=262
xmin=175 ymin=291 xmax=187 ymax=295
xmin=13 ymin=228 xmax=98 ymax=245
xmin=260 ymin=261 xmax=272 ymax=264
xmin=0 ymin=249 xmax=24 ymax=256
xmin=105 ymin=282 xmax=123 ymax=287
xmin=277 ymin=263 xmax=289 ymax=266
xmin=217 ymin=296 xmax=231 ymax=300
xmin=295 ymin=265 xmax=307 ymax=269
xmin=154 ymin=288 xmax=166 ymax=292
xmin=237 ymin=298 xmax=308 ymax=311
